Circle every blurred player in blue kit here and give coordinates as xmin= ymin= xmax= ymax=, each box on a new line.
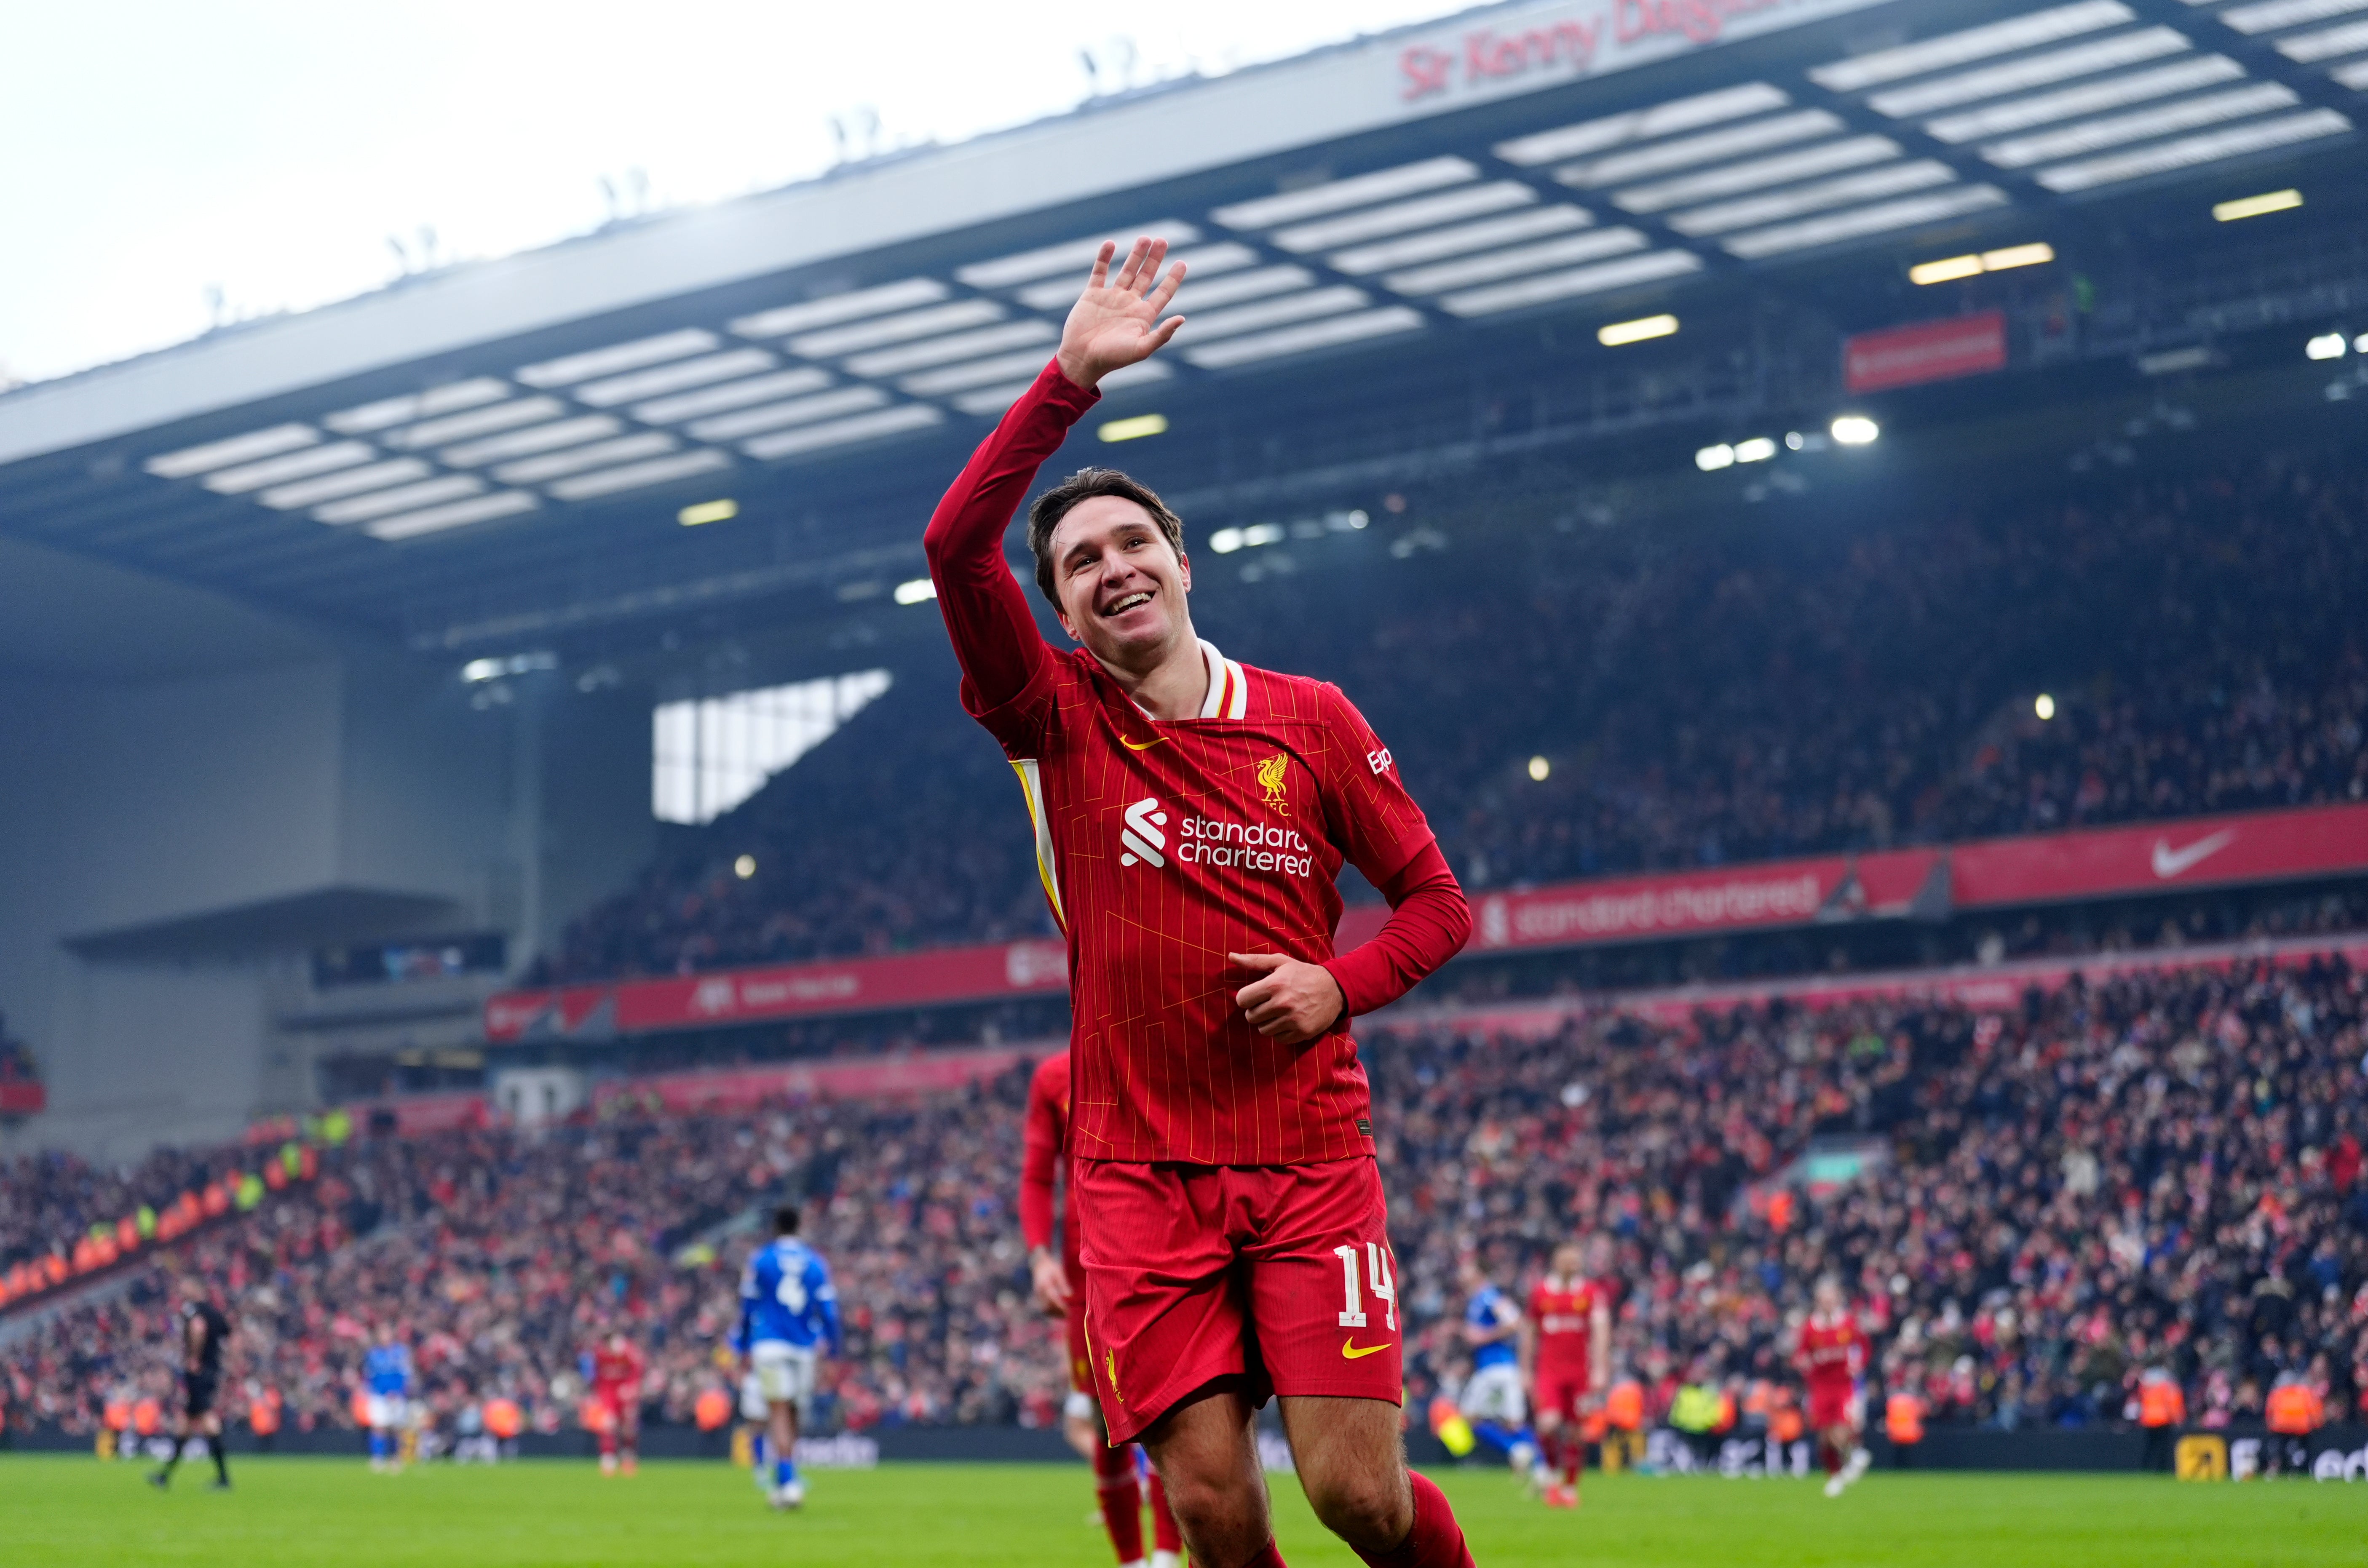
xmin=1456 ymin=1257 xmax=1541 ymax=1485
xmin=733 ymin=1204 xmax=842 ymax=1510
xmin=362 ymin=1323 xmax=414 ymax=1474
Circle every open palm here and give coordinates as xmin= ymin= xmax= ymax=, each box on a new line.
xmin=1056 ymin=237 xmax=1187 ymax=390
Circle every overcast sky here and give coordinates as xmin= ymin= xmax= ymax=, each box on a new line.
xmin=0 ymin=1 xmax=1465 ymax=387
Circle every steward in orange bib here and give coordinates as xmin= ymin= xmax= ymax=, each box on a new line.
xmin=2264 ymin=1374 xmax=2323 ymax=1475
xmin=1883 ymin=1390 xmax=1924 ymax=1467
xmin=2135 ymin=1366 xmax=2185 ymax=1472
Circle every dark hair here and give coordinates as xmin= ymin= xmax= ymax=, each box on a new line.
xmin=773 ymin=1204 xmax=801 ymax=1237
xmin=1026 ymin=467 xmax=1186 ymax=606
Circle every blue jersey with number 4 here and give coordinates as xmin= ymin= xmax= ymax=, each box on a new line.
xmin=735 ymin=1238 xmax=841 ymax=1354
xmin=364 ymin=1343 xmax=413 ymax=1395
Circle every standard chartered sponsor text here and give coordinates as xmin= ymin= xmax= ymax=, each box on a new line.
xmin=1178 ymin=814 xmax=1317 ymax=878
xmin=1496 ymin=872 xmax=1823 ymax=943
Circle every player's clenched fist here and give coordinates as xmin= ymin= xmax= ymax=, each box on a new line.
xmin=1229 ymin=952 xmax=1346 ymax=1045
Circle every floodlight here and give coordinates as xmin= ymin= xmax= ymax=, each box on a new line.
xmin=893 ymin=578 xmax=938 ymax=605
xmin=678 ymin=499 xmax=739 ymax=527
xmin=2213 ymin=189 xmax=2303 ymax=221
xmin=1099 ymin=414 xmax=1168 ymax=443
xmin=1831 ymin=415 xmax=1881 ymax=445
xmin=1599 ymin=314 xmax=1679 ymax=347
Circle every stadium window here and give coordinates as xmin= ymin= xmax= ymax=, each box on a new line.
xmin=651 ymin=670 xmax=892 ymax=825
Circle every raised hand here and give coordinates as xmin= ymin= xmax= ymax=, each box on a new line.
xmin=1056 ymin=237 xmax=1186 ymax=391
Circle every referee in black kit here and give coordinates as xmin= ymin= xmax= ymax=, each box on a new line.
xmin=150 ymin=1278 xmax=233 ymax=1491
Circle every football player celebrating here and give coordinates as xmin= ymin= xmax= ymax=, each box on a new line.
xmin=926 ymin=237 xmax=1475 ymax=1568
xmin=1025 ymin=1049 xmax=1184 ymax=1568
xmin=1795 ymin=1274 xmax=1872 ymax=1497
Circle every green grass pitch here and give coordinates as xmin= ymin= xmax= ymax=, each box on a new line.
xmin=1 ymin=1456 xmax=2359 ymax=1566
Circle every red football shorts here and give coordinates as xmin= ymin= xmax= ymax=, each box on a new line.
xmin=1074 ymin=1157 xmax=1401 ymax=1446
xmin=592 ymin=1384 xmax=635 ymax=1427
xmin=1807 ymin=1382 xmax=1855 ymax=1431
xmin=1065 ymin=1261 xmax=1093 ymax=1394
xmin=1535 ymin=1371 xmax=1589 ymax=1424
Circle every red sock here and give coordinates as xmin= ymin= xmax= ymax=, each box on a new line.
xmin=1821 ymin=1439 xmax=1842 ymax=1476
xmin=598 ymin=1432 xmax=617 ymax=1459
xmin=1354 ymin=1472 xmax=1472 ymax=1568
xmin=1147 ymin=1466 xmax=1183 ymax=1554
xmin=1093 ymin=1444 xmax=1145 ymax=1563
xmin=1230 ymin=1543 xmax=1287 ymax=1568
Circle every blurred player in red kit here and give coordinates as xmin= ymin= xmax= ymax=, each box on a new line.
xmin=589 ymin=1325 xmax=646 ymax=1477
xmin=926 ymin=238 xmax=1475 ymax=1568
xmin=1025 ymin=1049 xmax=1185 ymax=1568
xmin=1520 ymin=1241 xmax=1609 ymax=1508
xmin=1794 ymin=1276 xmax=1871 ymax=1496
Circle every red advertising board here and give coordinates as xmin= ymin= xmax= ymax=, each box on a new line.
xmin=1844 ymin=311 xmax=2007 ymax=394
xmin=485 ymin=939 xmax=1069 ymax=1043
xmin=1380 ymin=929 xmax=2368 ymax=1040
xmin=484 ymin=804 xmax=2368 ymax=1041
xmin=0 ymin=1082 xmax=43 ymax=1116
xmin=1949 ymin=801 xmax=2368 ymax=908
xmin=592 ymin=1044 xmax=1036 ymax=1115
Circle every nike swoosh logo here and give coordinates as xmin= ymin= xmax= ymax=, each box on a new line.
xmin=1341 ymin=1338 xmax=1391 ymax=1360
xmin=1121 ymin=736 xmax=1166 ymax=751
xmin=2151 ymin=828 xmax=2237 ymax=880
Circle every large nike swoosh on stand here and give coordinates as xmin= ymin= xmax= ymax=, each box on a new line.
xmin=2150 ymin=828 xmax=2237 ymax=879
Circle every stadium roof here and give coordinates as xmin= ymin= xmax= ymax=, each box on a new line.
xmin=2 ymin=0 xmax=2363 ymax=661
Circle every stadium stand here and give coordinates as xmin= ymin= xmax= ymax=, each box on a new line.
xmin=528 ymin=443 xmax=2368 ymax=986
xmin=8 ymin=950 xmax=2361 ymax=1442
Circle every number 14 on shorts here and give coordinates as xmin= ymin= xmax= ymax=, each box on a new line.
xmin=1333 ymin=1242 xmax=1397 ymax=1330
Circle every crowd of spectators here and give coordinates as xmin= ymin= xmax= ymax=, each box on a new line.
xmin=1 ymin=1142 xmax=246 ymax=1274
xmin=6 ymin=953 xmax=2362 ymax=1444
xmin=524 ymin=692 xmax=1048 ymax=985
xmin=1 ymin=1074 xmax=1054 ymax=1440
xmin=528 ymin=446 xmax=2368 ymax=986
xmin=1385 ymin=956 xmax=2368 ymax=1435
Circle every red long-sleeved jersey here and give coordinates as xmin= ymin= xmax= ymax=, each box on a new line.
xmin=1019 ymin=1051 xmax=1076 ymax=1269
xmin=925 ymin=359 xmax=1469 ymax=1165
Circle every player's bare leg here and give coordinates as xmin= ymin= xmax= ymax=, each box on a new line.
xmin=1062 ymin=1394 xmax=1150 ymax=1565
xmin=1532 ymin=1410 xmax=1572 ymax=1507
xmin=766 ymin=1399 xmax=803 ymax=1509
xmin=1140 ymin=1388 xmax=1281 ymax=1568
xmin=1282 ymin=1395 xmax=1474 ymax=1567
xmin=1819 ymin=1421 xmax=1855 ymax=1496
xmin=1146 ymin=1460 xmax=1185 ymax=1568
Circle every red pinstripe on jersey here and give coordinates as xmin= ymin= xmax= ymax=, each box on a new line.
xmin=973 ymin=639 xmax=1429 ymax=1164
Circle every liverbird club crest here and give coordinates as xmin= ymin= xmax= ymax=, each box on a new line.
xmin=1257 ymin=753 xmax=1290 ymax=811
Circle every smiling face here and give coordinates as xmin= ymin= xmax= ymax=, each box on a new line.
xmin=1048 ymin=493 xmax=1194 ymax=668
